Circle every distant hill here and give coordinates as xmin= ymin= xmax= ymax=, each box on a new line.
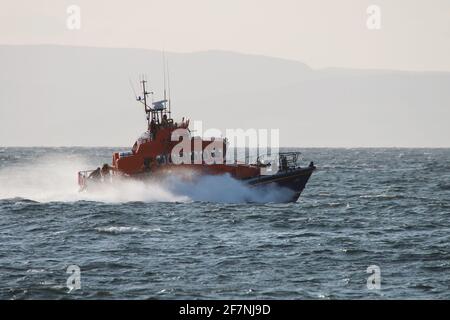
xmin=0 ymin=45 xmax=449 ymax=147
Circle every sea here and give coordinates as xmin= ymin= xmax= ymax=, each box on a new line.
xmin=0 ymin=147 xmax=449 ymax=299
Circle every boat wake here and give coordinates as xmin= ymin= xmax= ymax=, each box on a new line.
xmin=0 ymin=155 xmax=292 ymax=203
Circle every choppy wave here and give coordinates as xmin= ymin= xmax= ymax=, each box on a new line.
xmin=95 ymin=226 xmax=166 ymax=234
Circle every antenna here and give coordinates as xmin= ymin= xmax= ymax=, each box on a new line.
xmin=166 ymin=56 xmax=171 ymax=116
xmin=162 ymin=50 xmax=167 ymax=102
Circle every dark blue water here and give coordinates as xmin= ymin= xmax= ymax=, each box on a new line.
xmin=0 ymin=148 xmax=449 ymax=299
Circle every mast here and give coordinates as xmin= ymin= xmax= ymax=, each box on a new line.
xmin=135 ymin=70 xmax=171 ymax=130
xmin=138 ymin=76 xmax=153 ymax=128
xmin=142 ymin=79 xmax=148 ymax=111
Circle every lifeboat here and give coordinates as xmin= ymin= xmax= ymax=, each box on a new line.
xmin=78 ymin=79 xmax=315 ymax=203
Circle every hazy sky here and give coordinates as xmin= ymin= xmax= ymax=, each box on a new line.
xmin=1 ymin=0 xmax=450 ymax=71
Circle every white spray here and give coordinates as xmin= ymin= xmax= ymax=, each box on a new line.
xmin=0 ymin=154 xmax=292 ymax=203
